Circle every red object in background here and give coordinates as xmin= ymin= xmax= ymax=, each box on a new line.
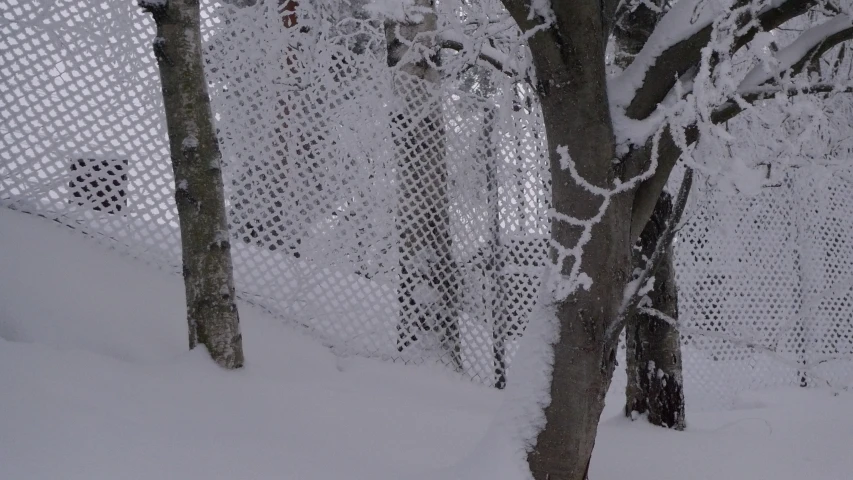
xmin=279 ymin=0 xmax=298 ymax=28
xmin=279 ymin=0 xmax=299 ymax=70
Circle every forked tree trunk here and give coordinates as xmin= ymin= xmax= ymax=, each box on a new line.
xmin=141 ymin=0 xmax=244 ymax=368
xmin=385 ymin=6 xmax=462 ymax=370
xmin=502 ymin=0 xmax=841 ymax=476
xmin=625 ymin=192 xmax=685 ymax=430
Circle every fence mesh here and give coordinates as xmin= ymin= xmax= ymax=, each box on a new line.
xmin=1 ymin=0 xmax=851 ymax=405
xmin=673 ymin=171 xmax=853 ymax=406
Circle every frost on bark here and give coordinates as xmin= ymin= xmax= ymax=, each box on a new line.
xmin=625 ymin=192 xmax=685 ymax=430
xmin=500 ymin=3 xmax=632 ymax=479
xmin=141 ymin=0 xmax=244 ymax=368
xmin=385 ymin=4 xmax=462 ymax=370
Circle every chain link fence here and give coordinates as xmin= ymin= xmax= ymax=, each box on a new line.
xmin=2 ymin=0 xmax=851 ymax=405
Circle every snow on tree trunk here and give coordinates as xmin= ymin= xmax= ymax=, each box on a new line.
xmin=385 ymin=3 xmax=462 ymax=370
xmin=141 ymin=0 xmax=244 ymax=369
xmin=625 ymin=192 xmax=685 ymax=430
xmin=513 ymin=3 xmax=632 ymax=479
xmin=504 ymin=1 xmax=853 ymax=475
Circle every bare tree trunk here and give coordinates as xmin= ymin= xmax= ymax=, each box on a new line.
xmin=504 ymin=3 xmax=632 ymax=479
xmin=141 ymin=0 xmax=244 ymax=368
xmin=625 ymin=192 xmax=685 ymax=430
xmin=612 ymin=0 xmax=686 ymax=430
xmin=234 ymin=0 xmax=308 ymax=259
xmin=385 ymin=6 xmax=462 ymax=370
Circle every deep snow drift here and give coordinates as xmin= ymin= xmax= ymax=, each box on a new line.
xmin=1 ymin=207 xmax=851 ymax=480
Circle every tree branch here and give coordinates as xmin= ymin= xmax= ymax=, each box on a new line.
xmin=716 ymin=83 xmax=853 ymax=122
xmin=622 ymin=0 xmax=818 ymax=121
xmin=628 ymin=10 xmax=853 ymax=243
xmin=789 ymin=25 xmax=853 ymax=75
xmin=622 ymin=167 xmax=693 ymax=318
xmin=739 ymin=16 xmax=853 ymax=90
xmin=612 ymin=0 xmax=667 ymax=70
xmin=602 ymin=0 xmax=624 ymax=46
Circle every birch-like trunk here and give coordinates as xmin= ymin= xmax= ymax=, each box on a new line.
xmin=625 ymin=193 xmax=685 ymax=429
xmin=386 ymin=5 xmax=462 ymax=370
xmin=141 ymin=0 xmax=244 ymax=368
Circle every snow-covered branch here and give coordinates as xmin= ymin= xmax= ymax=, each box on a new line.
xmin=624 ymin=3 xmax=853 ymax=246
xmin=738 ymin=14 xmax=853 ymax=90
xmin=611 ymin=0 xmax=819 ymax=121
xmin=715 ymin=83 xmax=853 ymax=122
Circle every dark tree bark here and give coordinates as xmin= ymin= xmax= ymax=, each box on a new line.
xmin=610 ymin=0 xmax=686 ymax=430
xmin=497 ymin=3 xmax=631 ymax=479
xmin=141 ymin=0 xmax=244 ymax=368
xmin=613 ymin=0 xmax=666 ymax=70
xmin=625 ymin=192 xmax=685 ymax=430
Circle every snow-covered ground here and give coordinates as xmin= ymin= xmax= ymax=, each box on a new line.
xmin=1 ymin=207 xmax=851 ymax=480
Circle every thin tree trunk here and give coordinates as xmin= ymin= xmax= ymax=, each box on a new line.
xmin=625 ymin=193 xmax=685 ymax=430
xmin=234 ymin=0 xmax=309 ymax=259
xmin=385 ymin=6 xmax=462 ymax=370
xmin=612 ymin=0 xmax=685 ymax=429
xmin=142 ymin=0 xmax=244 ymax=368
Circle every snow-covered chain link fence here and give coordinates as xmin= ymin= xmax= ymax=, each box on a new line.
xmin=1 ymin=0 xmax=850 ymax=405
xmin=0 ymin=0 xmax=550 ymax=385
xmin=673 ymin=171 xmax=853 ymax=406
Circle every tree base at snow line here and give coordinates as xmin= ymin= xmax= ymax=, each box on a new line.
xmin=519 ymin=1 xmax=634 ymax=478
xmin=625 ymin=307 xmax=686 ymax=430
xmin=142 ymin=0 xmax=244 ymax=369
